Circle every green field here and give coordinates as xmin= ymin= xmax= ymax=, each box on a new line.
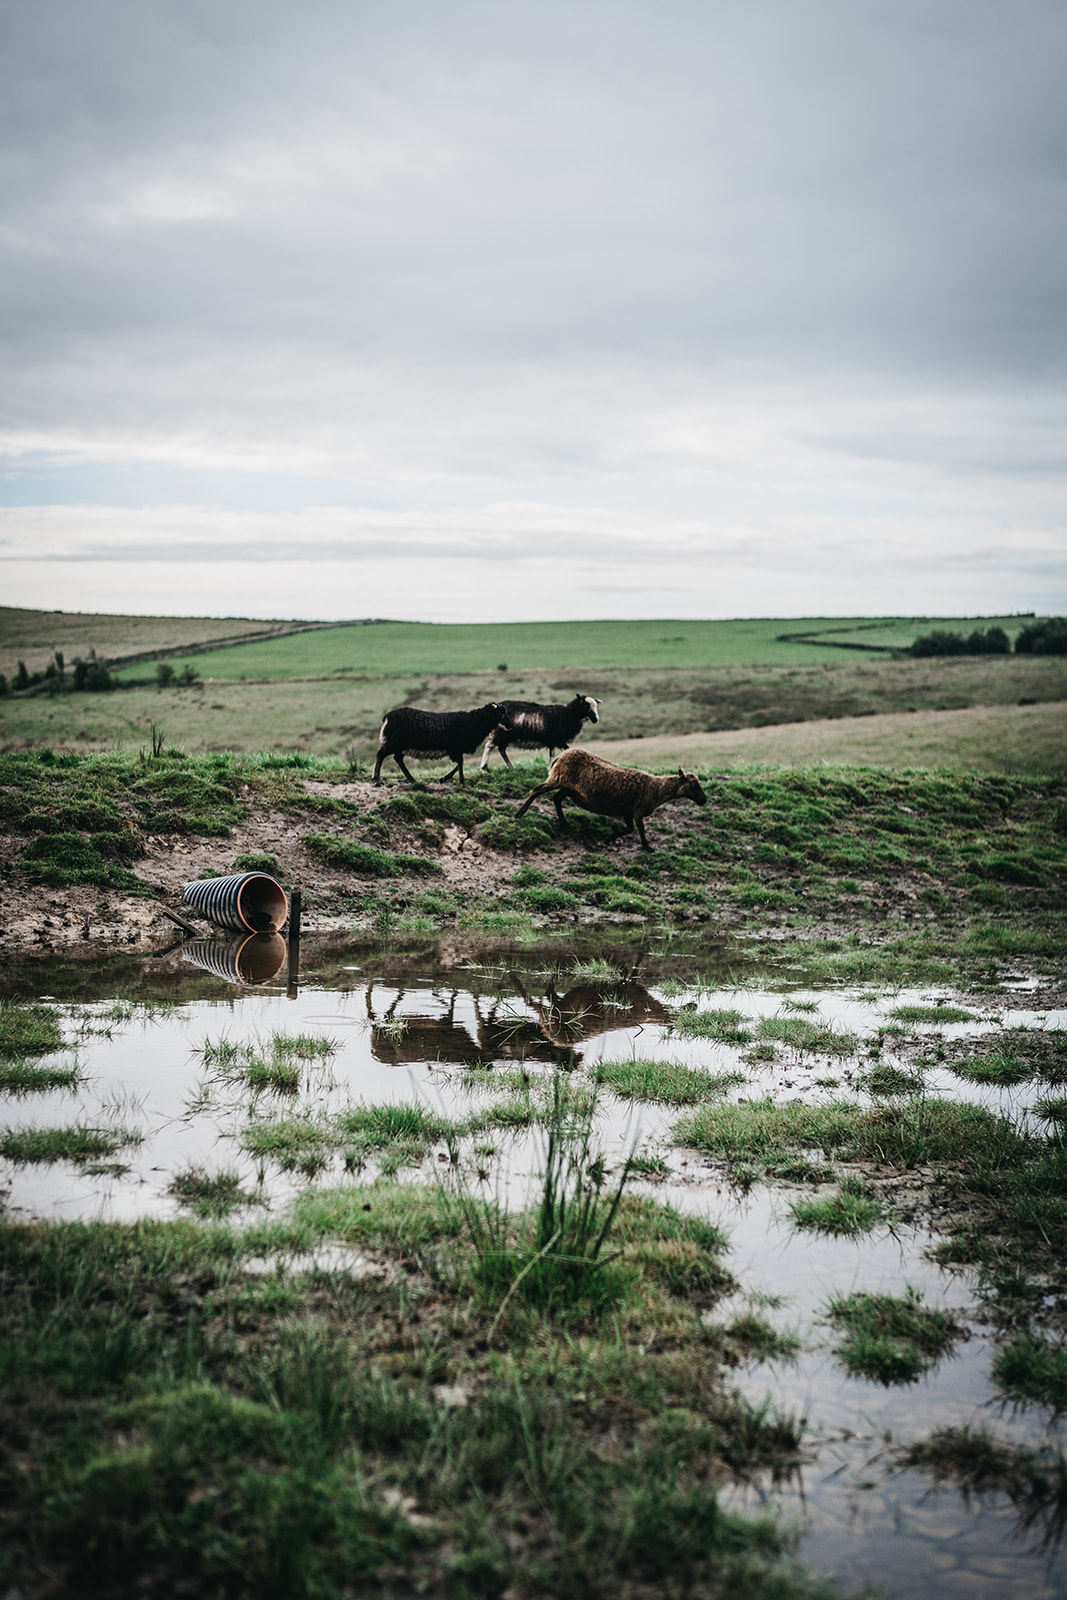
xmin=110 ymin=614 xmax=1037 ymax=681
xmin=4 ymin=608 xmax=1063 ymax=771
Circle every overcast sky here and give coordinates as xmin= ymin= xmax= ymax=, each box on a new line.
xmin=1 ymin=0 xmax=1064 ymax=622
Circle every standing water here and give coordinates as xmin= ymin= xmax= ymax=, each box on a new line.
xmin=2 ymin=934 xmax=1065 ymax=1599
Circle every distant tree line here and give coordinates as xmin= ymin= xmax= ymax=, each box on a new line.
xmin=0 ymin=650 xmax=115 ymax=697
xmin=910 ymin=619 xmax=1066 ymax=657
xmin=0 ymin=652 xmax=201 ymax=697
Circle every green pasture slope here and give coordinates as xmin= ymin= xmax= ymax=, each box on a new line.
xmin=116 ymin=614 xmax=1035 ymax=681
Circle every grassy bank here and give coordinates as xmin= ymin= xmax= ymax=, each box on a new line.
xmin=1 ymin=748 xmax=1064 ymax=960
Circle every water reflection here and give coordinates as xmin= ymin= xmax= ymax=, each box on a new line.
xmin=365 ymin=975 xmax=672 ymax=1067
xmin=532 ymin=977 xmax=672 ymax=1047
xmin=181 ymin=933 xmax=287 ymax=987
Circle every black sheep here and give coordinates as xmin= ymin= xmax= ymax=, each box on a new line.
xmin=479 ymin=693 xmax=600 ymax=771
xmin=372 ymin=702 xmax=513 ymax=786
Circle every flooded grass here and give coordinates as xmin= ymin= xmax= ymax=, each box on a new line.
xmin=240 ymin=1116 xmax=338 ymax=1175
xmin=337 ymin=1102 xmax=459 ymax=1169
xmin=0 ymin=1059 xmax=82 ymax=1093
xmin=950 ymin=1052 xmax=1034 ymax=1086
xmin=859 ymin=1063 xmax=926 ymax=1096
xmin=201 ymin=1029 xmax=340 ymax=1094
xmin=826 ymin=1288 xmax=961 ymax=1384
xmin=0 ymin=1183 xmax=818 ymax=1598
xmin=0 ymin=1123 xmax=142 ymax=1164
xmin=888 ymin=1003 xmax=978 ymax=1023
xmin=902 ymin=1426 xmax=1067 ymax=1547
xmin=755 ymin=1016 xmax=860 ymax=1055
xmin=992 ymin=1338 xmax=1067 ymax=1412
xmin=722 ymin=1312 xmax=802 ymax=1361
xmin=672 ymin=1006 xmax=755 ymax=1042
xmin=789 ymin=1185 xmax=886 ymax=1236
xmin=0 ymin=1000 xmax=65 ymax=1058
xmin=676 ymin=1097 xmax=1030 ymax=1169
xmin=168 ymin=1165 xmax=266 ymax=1218
xmin=595 ymin=1056 xmax=745 ymax=1104
xmin=1 ymin=936 xmax=1066 ymax=1597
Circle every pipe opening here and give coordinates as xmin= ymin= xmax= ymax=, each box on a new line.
xmin=236 ymin=875 xmax=289 ymax=932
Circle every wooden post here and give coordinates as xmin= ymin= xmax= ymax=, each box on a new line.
xmin=286 ymin=888 xmax=302 ymax=1000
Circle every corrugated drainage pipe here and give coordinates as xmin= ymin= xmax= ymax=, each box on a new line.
xmin=183 ymin=872 xmax=288 ymax=933
xmin=183 ymin=933 xmax=286 ymax=986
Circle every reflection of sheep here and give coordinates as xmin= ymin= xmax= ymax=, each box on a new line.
xmin=373 ymin=703 xmax=513 ymax=786
xmin=366 ymin=987 xmax=486 ymax=1066
xmin=480 ymin=694 xmax=600 ymax=771
xmin=535 ymin=980 xmax=671 ymax=1046
xmin=516 ymin=748 xmax=707 ymax=849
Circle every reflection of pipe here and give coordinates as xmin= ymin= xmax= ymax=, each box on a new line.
xmin=182 ymin=933 xmax=287 ymax=986
xmin=183 ymin=872 xmax=288 ymax=933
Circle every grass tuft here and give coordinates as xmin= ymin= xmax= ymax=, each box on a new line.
xmin=0 ymin=1124 xmax=142 ymax=1164
xmin=595 ymin=1058 xmax=744 ymax=1105
xmin=755 ymin=1016 xmax=858 ymax=1055
xmin=0 ymin=1060 xmax=83 ymax=1094
xmin=168 ymin=1166 xmax=266 ymax=1218
xmin=0 ymin=1001 xmax=66 ymax=1059
xmin=671 ymin=1007 xmax=754 ymax=1043
xmin=991 ymin=1337 xmax=1067 ymax=1412
xmin=789 ymin=1184 xmax=885 ymax=1236
xmin=826 ymin=1287 xmax=960 ymax=1384
xmin=949 ymin=1053 xmax=1033 ymax=1086
xmin=887 ymin=1003 xmax=976 ymax=1023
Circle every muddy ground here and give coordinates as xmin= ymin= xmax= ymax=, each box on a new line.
xmin=0 ymin=768 xmax=991 ymax=955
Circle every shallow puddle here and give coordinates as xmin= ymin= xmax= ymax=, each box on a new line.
xmin=2 ymin=936 xmax=1065 ymax=1598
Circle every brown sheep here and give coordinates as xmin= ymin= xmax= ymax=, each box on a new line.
xmin=515 ymin=748 xmax=707 ymax=850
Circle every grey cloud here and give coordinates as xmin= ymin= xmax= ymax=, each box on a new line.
xmin=0 ymin=0 xmax=1064 ymax=619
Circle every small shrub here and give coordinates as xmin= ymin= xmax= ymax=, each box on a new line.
xmin=911 ymin=626 xmax=1010 ymax=657
xmin=1015 ymin=617 xmax=1067 ymax=655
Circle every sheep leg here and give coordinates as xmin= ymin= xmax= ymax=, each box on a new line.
xmin=440 ymin=753 xmax=464 ymax=784
xmin=635 ymin=815 xmax=653 ymax=850
xmin=515 ymin=780 xmax=554 ymax=817
xmin=392 ymin=751 xmax=418 ymax=784
xmin=372 ymin=746 xmax=389 ymax=784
